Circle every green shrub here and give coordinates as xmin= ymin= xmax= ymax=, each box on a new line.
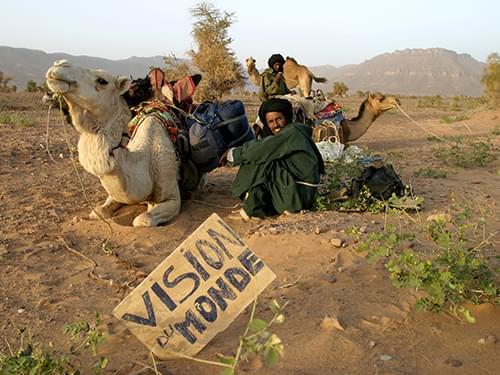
xmin=1 ymin=313 xmax=107 ymax=375
xmin=0 ymin=340 xmax=69 ymax=375
xmin=350 ymin=212 xmax=499 ymax=322
xmin=0 ymin=113 xmax=36 ymax=127
xmin=434 ymin=139 xmax=497 ymax=167
xmin=481 ymin=53 xmax=500 ymax=106
xmin=427 ymin=135 xmax=464 ymax=143
xmin=440 ymin=113 xmax=470 ymax=124
xmin=416 ymin=95 xmax=444 ymax=109
xmin=414 ymin=167 xmax=448 ymax=179
xmin=217 ymin=299 xmax=287 ymax=374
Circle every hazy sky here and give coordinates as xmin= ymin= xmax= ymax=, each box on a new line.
xmin=2 ymin=0 xmax=499 ymax=67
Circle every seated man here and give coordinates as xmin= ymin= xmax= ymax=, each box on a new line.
xmin=258 ymin=54 xmax=291 ymax=101
xmin=224 ymin=98 xmax=324 ymax=220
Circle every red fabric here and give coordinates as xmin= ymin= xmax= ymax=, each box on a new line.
xmin=171 ymin=75 xmax=196 ymax=113
xmin=315 ymin=102 xmax=342 ymax=119
xmin=148 ymin=68 xmax=165 ymax=90
xmin=172 ymin=75 xmax=196 ymax=103
xmin=148 ymin=68 xmax=198 ymax=113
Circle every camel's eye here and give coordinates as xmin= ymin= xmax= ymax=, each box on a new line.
xmin=96 ymin=77 xmax=108 ymax=85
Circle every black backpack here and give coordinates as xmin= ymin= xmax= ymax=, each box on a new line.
xmin=352 ymin=164 xmax=405 ymax=200
xmin=185 ymin=100 xmax=254 ymax=173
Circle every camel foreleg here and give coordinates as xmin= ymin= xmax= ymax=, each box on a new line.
xmin=89 ymin=196 xmax=124 ymax=220
xmin=132 ymin=193 xmax=181 ymax=227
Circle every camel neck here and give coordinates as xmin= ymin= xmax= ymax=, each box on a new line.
xmin=345 ymin=101 xmax=379 ymax=142
xmin=73 ymin=101 xmax=131 ymax=176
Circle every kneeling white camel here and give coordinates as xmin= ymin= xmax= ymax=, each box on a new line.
xmin=46 ymin=60 xmax=182 ymax=227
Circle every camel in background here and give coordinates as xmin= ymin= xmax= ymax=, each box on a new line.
xmin=246 ymin=56 xmax=328 ymax=97
xmin=279 ymin=92 xmax=400 ymax=144
xmin=245 ymin=57 xmax=261 ymax=86
xmin=339 ymin=92 xmax=400 ymax=143
xmin=283 ymin=57 xmax=327 ymax=97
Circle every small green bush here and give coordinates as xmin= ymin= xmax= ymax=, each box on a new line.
xmin=416 ymin=95 xmax=444 ymax=109
xmin=0 ymin=113 xmax=36 ymax=127
xmin=414 ymin=167 xmax=448 ymax=179
xmin=440 ymin=113 xmax=470 ymax=124
xmin=350 ymin=211 xmax=499 ymax=322
xmin=1 ymin=313 xmax=107 ymax=375
xmin=427 ymin=135 xmax=464 ymax=143
xmin=434 ymin=138 xmax=497 ymax=168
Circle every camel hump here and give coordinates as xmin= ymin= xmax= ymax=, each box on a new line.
xmin=286 ymin=56 xmax=298 ymax=64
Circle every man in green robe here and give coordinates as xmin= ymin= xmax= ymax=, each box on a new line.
xmin=258 ymin=54 xmax=291 ymax=102
xmin=224 ymin=99 xmax=324 ymax=219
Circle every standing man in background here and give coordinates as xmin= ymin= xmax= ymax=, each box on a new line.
xmin=258 ymin=54 xmax=291 ymax=101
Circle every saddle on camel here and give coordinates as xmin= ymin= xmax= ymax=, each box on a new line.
xmin=264 ymin=90 xmax=400 ymax=145
xmin=45 ymin=60 xmax=255 ymax=226
xmin=126 ymin=68 xmax=254 ymax=191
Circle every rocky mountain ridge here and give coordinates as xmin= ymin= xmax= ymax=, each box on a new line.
xmin=0 ymin=46 xmax=486 ymax=96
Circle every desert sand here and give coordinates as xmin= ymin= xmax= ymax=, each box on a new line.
xmin=0 ymin=92 xmax=499 ymax=374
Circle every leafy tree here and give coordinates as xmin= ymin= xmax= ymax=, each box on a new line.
xmin=189 ymin=2 xmax=245 ymax=101
xmin=333 ymin=81 xmax=349 ymax=97
xmin=26 ymin=80 xmax=38 ymax=92
xmin=481 ymin=53 xmax=500 ymax=106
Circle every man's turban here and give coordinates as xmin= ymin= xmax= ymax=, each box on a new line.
xmin=268 ymin=54 xmax=285 ymax=68
xmin=258 ymin=98 xmax=293 ymax=126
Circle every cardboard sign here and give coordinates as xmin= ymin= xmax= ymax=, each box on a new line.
xmin=113 ymin=213 xmax=276 ymax=359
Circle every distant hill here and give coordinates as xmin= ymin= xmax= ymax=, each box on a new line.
xmin=0 ymin=46 xmax=487 ymax=96
xmin=0 ymin=46 xmax=167 ymax=89
xmin=310 ymin=48 xmax=486 ymax=96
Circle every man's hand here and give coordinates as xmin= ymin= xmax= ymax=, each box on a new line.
xmin=219 ymin=149 xmax=229 ymax=166
xmin=275 ymin=72 xmax=284 ymax=81
xmin=252 ymin=123 xmax=263 ymax=138
xmin=220 ymin=148 xmax=235 ymax=166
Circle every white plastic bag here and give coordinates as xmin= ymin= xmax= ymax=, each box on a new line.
xmin=342 ymin=145 xmax=366 ymax=163
xmin=316 ymin=136 xmax=345 ymax=162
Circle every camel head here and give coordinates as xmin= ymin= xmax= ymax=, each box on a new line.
xmin=365 ymin=92 xmax=400 ymax=117
xmin=46 ymin=60 xmax=131 ymax=133
xmin=246 ymin=57 xmax=256 ymax=70
xmin=340 ymin=92 xmax=401 ymax=143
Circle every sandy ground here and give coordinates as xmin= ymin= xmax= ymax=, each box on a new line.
xmin=0 ymin=92 xmax=499 ymax=374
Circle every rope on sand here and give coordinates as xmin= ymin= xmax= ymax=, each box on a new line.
xmin=190 ymin=199 xmax=240 ymax=210
xmin=58 ymin=235 xmax=113 ymax=285
xmin=395 ymin=102 xmax=454 ymax=145
xmin=51 ymin=94 xmax=115 ymax=255
xmin=44 ymin=104 xmax=59 ymax=163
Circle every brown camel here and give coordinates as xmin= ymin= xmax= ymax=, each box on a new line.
xmin=245 ymin=57 xmax=261 ymax=86
xmin=279 ymin=92 xmax=399 ymax=143
xmin=340 ymin=93 xmax=400 ymax=143
xmin=283 ymin=57 xmax=327 ymax=97
xmin=246 ymin=56 xmax=327 ymax=97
